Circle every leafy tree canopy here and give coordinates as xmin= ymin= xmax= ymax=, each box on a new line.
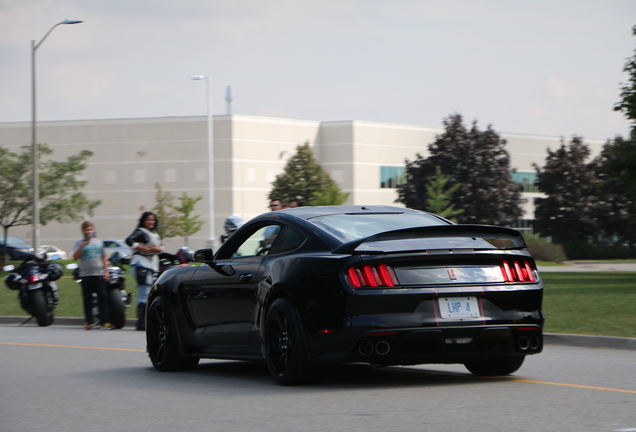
xmin=397 ymin=113 xmax=523 ymax=225
xmin=0 ymin=144 xmax=100 ymax=260
xmin=269 ymin=142 xmax=349 ymax=206
xmin=533 ymin=137 xmax=604 ymax=244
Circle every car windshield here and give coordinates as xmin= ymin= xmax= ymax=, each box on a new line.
xmin=309 ymin=212 xmax=449 ymax=242
xmin=0 ymin=235 xmax=30 ymax=245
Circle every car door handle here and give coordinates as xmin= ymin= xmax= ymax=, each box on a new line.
xmin=238 ymin=273 xmax=253 ymax=282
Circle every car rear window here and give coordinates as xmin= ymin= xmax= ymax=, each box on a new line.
xmin=309 ymin=213 xmax=449 ymax=242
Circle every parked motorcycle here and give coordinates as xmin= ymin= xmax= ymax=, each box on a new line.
xmin=69 ymin=251 xmax=134 ymax=329
xmin=3 ymin=253 xmax=63 ymax=326
xmin=157 ymin=247 xmax=194 ymax=276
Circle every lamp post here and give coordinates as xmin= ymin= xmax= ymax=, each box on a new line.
xmin=31 ymin=19 xmax=83 ymax=253
xmin=191 ymin=74 xmax=216 ymax=250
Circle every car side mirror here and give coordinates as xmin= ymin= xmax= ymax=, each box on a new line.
xmin=193 ymin=248 xmax=215 ymax=263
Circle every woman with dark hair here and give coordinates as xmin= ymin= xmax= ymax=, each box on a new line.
xmin=125 ymin=211 xmax=165 ymax=330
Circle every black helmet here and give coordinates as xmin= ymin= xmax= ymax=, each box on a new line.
xmin=5 ymin=273 xmax=21 ymax=290
xmin=45 ymin=263 xmax=64 ymax=281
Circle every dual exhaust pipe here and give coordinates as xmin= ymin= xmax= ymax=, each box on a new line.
xmin=518 ymin=335 xmax=541 ymax=351
xmin=358 ymin=340 xmax=391 ymax=357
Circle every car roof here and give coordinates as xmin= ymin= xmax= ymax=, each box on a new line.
xmin=256 ymin=205 xmax=425 ymax=221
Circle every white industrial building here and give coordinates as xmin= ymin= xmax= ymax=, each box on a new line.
xmin=0 ymin=114 xmax=605 ymax=255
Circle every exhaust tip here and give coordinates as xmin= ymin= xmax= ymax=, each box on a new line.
xmin=358 ymin=341 xmax=374 ymax=356
xmin=518 ymin=335 xmax=530 ymax=351
xmin=375 ymin=341 xmax=391 ymax=356
xmin=529 ymin=336 xmax=541 ymax=350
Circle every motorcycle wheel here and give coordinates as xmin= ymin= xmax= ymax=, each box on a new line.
xmin=31 ymin=290 xmax=54 ymax=327
xmin=108 ymin=289 xmax=126 ymax=329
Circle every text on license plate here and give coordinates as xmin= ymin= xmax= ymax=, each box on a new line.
xmin=438 ymin=297 xmax=481 ymax=319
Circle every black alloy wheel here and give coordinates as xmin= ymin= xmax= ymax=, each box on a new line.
xmin=146 ymin=296 xmax=199 ymax=371
xmin=265 ymin=298 xmax=317 ymax=386
xmin=464 ymin=355 xmax=526 ymax=376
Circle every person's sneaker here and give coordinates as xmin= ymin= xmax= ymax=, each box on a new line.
xmin=101 ymin=322 xmax=116 ymax=330
xmin=84 ymin=323 xmax=92 ymax=330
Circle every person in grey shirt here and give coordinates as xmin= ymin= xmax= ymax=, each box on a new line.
xmin=73 ymin=221 xmax=112 ymax=330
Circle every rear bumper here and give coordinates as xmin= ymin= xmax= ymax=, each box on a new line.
xmin=309 ymin=324 xmax=543 ymax=365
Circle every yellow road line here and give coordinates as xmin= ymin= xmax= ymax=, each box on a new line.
xmin=491 ymin=377 xmax=636 ymax=394
xmin=0 ymin=341 xmax=145 ymax=352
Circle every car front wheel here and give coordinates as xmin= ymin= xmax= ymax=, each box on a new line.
xmin=146 ymin=296 xmax=199 ymax=371
xmin=265 ymin=298 xmax=317 ymax=386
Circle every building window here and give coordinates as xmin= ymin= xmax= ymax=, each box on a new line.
xmin=510 ymin=219 xmax=534 ymax=235
xmin=511 ymin=172 xmax=539 ymax=193
xmin=380 ymin=166 xmax=405 ymax=189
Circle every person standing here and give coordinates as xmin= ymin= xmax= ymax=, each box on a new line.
xmin=125 ymin=211 xmax=165 ymax=331
xmin=73 ymin=221 xmax=112 ymax=330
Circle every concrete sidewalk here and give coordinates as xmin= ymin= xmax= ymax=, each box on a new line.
xmin=1 ymin=316 xmax=634 ymax=351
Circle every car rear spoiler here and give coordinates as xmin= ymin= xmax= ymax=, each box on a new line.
xmin=331 ymin=224 xmax=527 ymax=255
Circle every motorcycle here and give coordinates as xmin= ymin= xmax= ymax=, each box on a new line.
xmin=157 ymin=247 xmax=194 ymax=277
xmin=3 ymin=253 xmax=63 ymax=326
xmin=69 ymin=251 xmax=134 ymax=329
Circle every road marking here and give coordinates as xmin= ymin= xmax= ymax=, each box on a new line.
xmin=483 ymin=376 xmax=636 ymax=394
xmin=0 ymin=341 xmax=145 ymax=352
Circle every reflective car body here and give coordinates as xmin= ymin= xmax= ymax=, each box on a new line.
xmin=0 ymin=235 xmax=35 ymax=261
xmin=41 ymin=245 xmax=68 ymax=260
xmin=103 ymin=240 xmax=132 ymax=258
xmin=147 ymin=206 xmax=544 ymax=385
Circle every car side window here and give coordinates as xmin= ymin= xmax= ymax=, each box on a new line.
xmin=269 ymin=228 xmax=306 ymax=255
xmin=232 ymin=224 xmax=281 ymax=258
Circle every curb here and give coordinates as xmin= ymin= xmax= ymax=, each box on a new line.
xmin=1 ymin=316 xmax=635 ymax=351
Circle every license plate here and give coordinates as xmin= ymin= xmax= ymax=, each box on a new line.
xmin=28 ymin=283 xmax=43 ymax=290
xmin=438 ymin=297 xmax=480 ymax=319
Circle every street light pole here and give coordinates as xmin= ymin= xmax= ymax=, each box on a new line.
xmin=191 ymin=74 xmax=216 ymax=250
xmin=31 ymin=19 xmax=83 ymax=253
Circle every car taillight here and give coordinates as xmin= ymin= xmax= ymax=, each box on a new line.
xmin=500 ymin=260 xmax=535 ymax=282
xmin=346 ymin=264 xmax=397 ymax=288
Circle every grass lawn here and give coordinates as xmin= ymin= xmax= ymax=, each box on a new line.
xmin=1 ymin=263 xmax=634 ymax=338
xmin=0 ymin=262 xmax=139 ymax=319
xmin=541 ymin=272 xmax=636 ymax=338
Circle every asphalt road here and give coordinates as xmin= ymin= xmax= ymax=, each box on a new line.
xmin=1 ymin=325 xmax=634 ymax=432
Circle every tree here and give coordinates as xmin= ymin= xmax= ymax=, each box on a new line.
xmin=144 ymin=183 xmax=180 ymax=239
xmin=397 ymin=113 xmax=523 ymax=225
xmin=269 ymin=142 xmax=349 ymax=206
xmin=423 ymin=166 xmax=464 ymax=221
xmin=142 ymin=184 xmax=204 ymax=245
xmin=170 ymin=194 xmax=204 ymax=247
xmin=614 ymin=25 xmax=636 ymax=126
xmin=533 ymin=136 xmax=603 ymax=245
xmin=0 ymin=144 xmax=101 ymax=261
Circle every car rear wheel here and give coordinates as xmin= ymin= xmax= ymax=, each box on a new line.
xmin=265 ymin=298 xmax=317 ymax=386
xmin=464 ymin=355 xmax=525 ymax=376
xmin=146 ymin=296 xmax=199 ymax=371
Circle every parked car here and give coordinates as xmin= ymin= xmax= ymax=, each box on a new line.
xmin=103 ymin=240 xmax=132 ymax=258
xmin=146 ymin=205 xmax=544 ymax=385
xmin=41 ymin=245 xmax=68 ymax=260
xmin=0 ymin=235 xmax=35 ymax=261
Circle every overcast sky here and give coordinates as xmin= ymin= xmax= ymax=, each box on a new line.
xmin=1 ymin=0 xmax=634 ymax=141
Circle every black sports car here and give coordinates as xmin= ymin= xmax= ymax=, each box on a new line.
xmin=146 ymin=205 xmax=544 ymax=385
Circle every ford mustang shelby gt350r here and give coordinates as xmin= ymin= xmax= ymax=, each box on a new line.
xmin=146 ymin=205 xmax=543 ymax=385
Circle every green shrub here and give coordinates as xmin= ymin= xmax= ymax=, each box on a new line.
xmin=524 ymin=234 xmax=567 ymax=262
xmin=563 ymin=241 xmax=636 ymax=260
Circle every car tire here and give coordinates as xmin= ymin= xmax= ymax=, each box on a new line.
xmin=265 ymin=298 xmax=318 ymax=386
xmin=108 ymin=289 xmax=126 ymax=329
xmin=146 ymin=296 xmax=199 ymax=371
xmin=31 ymin=290 xmax=53 ymax=327
xmin=464 ymin=355 xmax=526 ymax=376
